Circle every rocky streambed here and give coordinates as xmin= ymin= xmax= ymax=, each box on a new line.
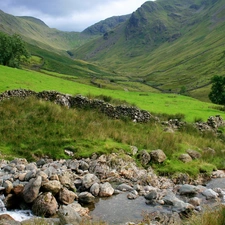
xmin=0 ymin=151 xmax=225 ymax=225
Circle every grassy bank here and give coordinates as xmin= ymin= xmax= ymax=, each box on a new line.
xmin=0 ymin=65 xmax=225 ymax=122
xmin=0 ymin=96 xmax=225 ymax=177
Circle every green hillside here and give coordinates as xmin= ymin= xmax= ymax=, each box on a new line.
xmin=73 ymin=0 xmax=225 ymax=95
xmin=1 ymin=0 xmax=225 ymax=101
xmin=0 ymin=10 xmax=96 ymax=52
xmin=0 ymin=65 xmax=224 ymax=123
xmin=1 ymin=65 xmax=225 ymax=177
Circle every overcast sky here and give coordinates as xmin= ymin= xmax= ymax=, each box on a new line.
xmin=0 ymin=0 xmax=150 ymax=32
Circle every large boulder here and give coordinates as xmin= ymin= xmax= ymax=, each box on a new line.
xmin=78 ymin=192 xmax=95 ymax=204
xmin=82 ymin=174 xmax=99 ymax=189
xmin=22 ymin=176 xmax=42 ymax=203
xmin=58 ymin=171 xmax=76 ymax=191
xmin=139 ymin=150 xmax=151 ymax=166
xmin=58 ymin=187 xmax=78 ymax=205
xmin=163 ymin=192 xmax=194 ymax=213
xmin=116 ymin=183 xmax=133 ymax=192
xmin=178 ymin=154 xmax=192 ymax=163
xmin=69 ymin=202 xmax=90 ymax=218
xmin=32 ymin=192 xmax=58 ymax=217
xmin=99 ymin=182 xmax=114 ymax=197
xmin=202 ymin=189 xmax=219 ymax=200
xmin=150 ymin=149 xmax=167 ymax=163
xmin=58 ymin=205 xmax=81 ymax=225
xmin=186 ymin=149 xmax=202 ymax=159
xmin=144 ymin=190 xmax=158 ymax=201
xmin=90 ymin=183 xmax=100 ymax=196
xmin=3 ymin=180 xmax=13 ymax=194
xmin=41 ymin=180 xmax=61 ymax=195
xmin=179 ymin=184 xmax=200 ymax=195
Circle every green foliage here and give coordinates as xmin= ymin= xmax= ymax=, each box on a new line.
xmin=209 ymin=75 xmax=225 ymax=104
xmin=179 ymin=86 xmax=188 ymax=96
xmin=0 ymin=32 xmax=29 ymax=67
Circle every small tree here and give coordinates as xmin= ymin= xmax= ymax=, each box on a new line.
xmin=0 ymin=32 xmax=29 ymax=68
xmin=209 ymin=75 xmax=225 ymax=104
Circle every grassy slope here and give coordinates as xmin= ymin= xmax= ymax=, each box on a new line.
xmin=0 ymin=65 xmax=224 ymax=123
xmin=1 ymin=66 xmax=225 ymax=177
xmin=73 ymin=0 xmax=225 ymax=96
xmin=0 ymin=10 xmax=97 ymax=51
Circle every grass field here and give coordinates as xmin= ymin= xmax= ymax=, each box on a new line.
xmin=0 ymin=65 xmax=224 ymax=122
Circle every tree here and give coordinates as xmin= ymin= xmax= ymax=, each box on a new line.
xmin=209 ymin=75 xmax=225 ymax=104
xmin=0 ymin=32 xmax=29 ymax=68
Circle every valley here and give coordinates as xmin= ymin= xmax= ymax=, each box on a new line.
xmin=0 ymin=0 xmax=225 ymax=224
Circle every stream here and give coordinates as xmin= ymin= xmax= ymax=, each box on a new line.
xmin=89 ymin=192 xmax=173 ymax=225
xmin=1 ymin=178 xmax=225 ymax=224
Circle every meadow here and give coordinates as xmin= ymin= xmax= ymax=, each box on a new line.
xmin=1 ymin=65 xmax=224 ymax=122
xmin=1 ymin=65 xmax=225 ymax=177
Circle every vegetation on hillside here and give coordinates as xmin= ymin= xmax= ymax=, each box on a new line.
xmin=209 ymin=76 xmax=225 ymax=105
xmin=1 ymin=0 xmax=225 ymax=101
xmin=1 ymin=65 xmax=225 ymax=122
xmin=0 ymin=32 xmax=29 ymax=67
xmin=0 ymin=96 xmax=224 ymax=177
xmin=0 ymin=10 xmax=96 ymax=52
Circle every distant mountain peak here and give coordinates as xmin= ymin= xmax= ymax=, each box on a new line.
xmin=82 ymin=14 xmax=131 ymax=35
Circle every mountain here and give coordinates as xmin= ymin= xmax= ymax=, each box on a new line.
xmin=82 ymin=14 xmax=131 ymax=35
xmin=0 ymin=10 xmax=94 ymax=52
xmin=73 ymin=0 xmax=225 ymax=94
xmin=1 ymin=0 xmax=225 ymax=99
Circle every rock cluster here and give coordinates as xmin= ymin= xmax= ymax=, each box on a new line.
xmin=195 ymin=115 xmax=225 ymax=132
xmin=0 ymin=89 xmax=152 ymax=123
xmin=178 ymin=149 xmax=202 ymax=163
xmin=0 ymin=150 xmax=224 ymax=224
xmin=162 ymin=116 xmax=225 ymax=134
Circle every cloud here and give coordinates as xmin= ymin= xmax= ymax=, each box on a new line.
xmin=0 ymin=0 xmax=149 ymax=31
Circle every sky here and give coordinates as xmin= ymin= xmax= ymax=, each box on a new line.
xmin=0 ymin=0 xmax=150 ymax=32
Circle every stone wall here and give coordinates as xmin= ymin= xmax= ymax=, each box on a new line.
xmin=0 ymin=89 xmax=152 ymax=123
xmin=1 ymin=89 xmax=224 ymax=132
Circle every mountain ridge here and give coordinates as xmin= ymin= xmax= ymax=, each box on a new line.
xmin=1 ymin=0 xmax=225 ymax=100
xmin=72 ymin=0 xmax=225 ymax=94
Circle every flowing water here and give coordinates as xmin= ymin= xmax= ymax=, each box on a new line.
xmin=0 ymin=198 xmax=33 ymax=221
xmin=90 ymin=178 xmax=225 ymax=224
xmin=1 ymin=178 xmax=225 ymax=224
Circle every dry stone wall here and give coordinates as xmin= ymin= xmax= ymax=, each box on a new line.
xmin=0 ymin=89 xmax=152 ymax=123
xmin=1 ymin=89 xmax=224 ymax=132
